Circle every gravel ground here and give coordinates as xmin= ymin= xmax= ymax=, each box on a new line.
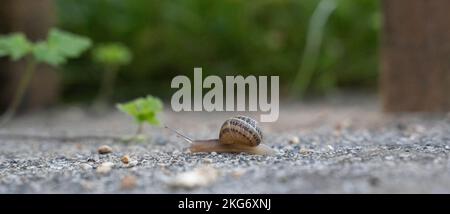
xmin=1 ymin=95 xmax=450 ymax=193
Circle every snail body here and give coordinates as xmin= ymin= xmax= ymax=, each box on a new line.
xmin=189 ymin=139 xmax=275 ymax=155
xmin=167 ymin=116 xmax=276 ymax=155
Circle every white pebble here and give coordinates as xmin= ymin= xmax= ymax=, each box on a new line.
xmin=80 ymin=163 xmax=93 ymax=170
xmin=124 ymin=160 xmax=138 ymax=168
xmin=168 ymin=166 xmax=219 ymax=189
xmin=96 ymin=162 xmax=114 ymax=174
xmin=288 ymin=136 xmax=300 ymax=145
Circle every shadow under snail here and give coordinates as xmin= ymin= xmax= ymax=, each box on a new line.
xmin=166 ymin=116 xmax=276 ymax=155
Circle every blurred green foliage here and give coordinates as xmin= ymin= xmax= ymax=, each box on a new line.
xmin=33 ymin=29 xmax=92 ymax=66
xmin=92 ymin=43 xmax=132 ymax=104
xmin=0 ymin=29 xmax=92 ymax=66
xmin=0 ymin=28 xmax=91 ymax=124
xmin=92 ymin=43 xmax=132 ymax=67
xmin=117 ymin=95 xmax=163 ymax=126
xmin=0 ymin=33 xmax=33 ymax=60
xmin=56 ymin=0 xmax=380 ymax=101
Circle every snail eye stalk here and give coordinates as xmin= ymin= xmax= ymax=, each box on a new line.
xmin=164 ymin=125 xmax=193 ymax=144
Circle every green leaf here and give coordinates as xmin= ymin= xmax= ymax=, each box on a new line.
xmin=32 ymin=28 xmax=92 ymax=66
xmin=117 ymin=95 xmax=163 ymax=126
xmin=47 ymin=28 xmax=92 ymax=57
xmin=33 ymin=42 xmax=67 ymax=66
xmin=0 ymin=33 xmax=32 ymax=61
xmin=92 ymin=43 xmax=132 ymax=67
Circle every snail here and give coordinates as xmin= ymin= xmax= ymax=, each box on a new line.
xmin=166 ymin=116 xmax=276 ymax=155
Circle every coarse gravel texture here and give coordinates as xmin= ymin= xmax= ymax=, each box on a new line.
xmin=1 ymin=95 xmax=450 ymax=193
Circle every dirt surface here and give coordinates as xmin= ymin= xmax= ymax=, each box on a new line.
xmin=1 ymin=95 xmax=450 ymax=193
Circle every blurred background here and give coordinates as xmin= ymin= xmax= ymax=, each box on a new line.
xmin=0 ymin=0 xmax=379 ymax=105
xmin=56 ymin=0 xmax=379 ymax=101
xmin=0 ymin=0 xmax=449 ymax=114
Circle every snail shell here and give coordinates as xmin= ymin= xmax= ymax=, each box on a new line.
xmin=219 ymin=116 xmax=262 ymax=147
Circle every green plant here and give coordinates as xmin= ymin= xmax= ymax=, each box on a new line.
xmin=0 ymin=28 xmax=91 ymax=124
xmin=117 ymin=95 xmax=163 ymax=141
xmin=92 ymin=43 xmax=132 ymax=104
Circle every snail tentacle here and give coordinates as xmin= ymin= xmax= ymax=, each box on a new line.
xmin=164 ymin=125 xmax=193 ymax=144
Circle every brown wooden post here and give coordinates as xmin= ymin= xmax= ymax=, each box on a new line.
xmin=0 ymin=0 xmax=59 ymax=113
xmin=381 ymin=0 xmax=450 ymax=112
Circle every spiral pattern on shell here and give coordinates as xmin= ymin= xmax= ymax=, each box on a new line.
xmin=219 ymin=116 xmax=263 ymax=147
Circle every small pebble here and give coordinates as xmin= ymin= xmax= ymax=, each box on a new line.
xmin=299 ymin=148 xmax=314 ymax=155
xmin=96 ymin=162 xmax=114 ymax=174
xmin=211 ymin=152 xmax=217 ymax=156
xmin=168 ymin=166 xmax=219 ymax=189
xmin=203 ymin=158 xmax=213 ymax=164
xmin=97 ymin=145 xmax=113 ymax=154
xmin=399 ymin=153 xmax=410 ymax=159
xmin=121 ymin=175 xmax=137 ymax=190
xmin=288 ymin=136 xmax=300 ymax=145
xmin=124 ymin=160 xmax=138 ymax=168
xmin=158 ymin=163 xmax=169 ymax=167
xmin=103 ymin=162 xmax=115 ymax=167
xmin=80 ymin=163 xmax=93 ymax=170
xmin=121 ymin=155 xmax=130 ymax=164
